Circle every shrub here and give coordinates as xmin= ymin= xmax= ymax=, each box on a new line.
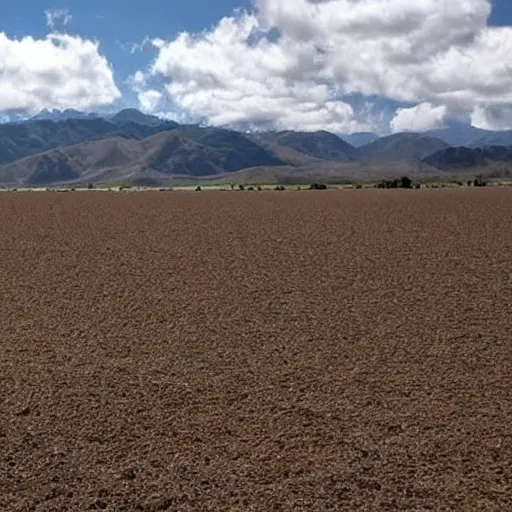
xmin=309 ymin=183 xmax=327 ymax=190
xmin=378 ymin=179 xmax=398 ymax=189
xmin=378 ymin=176 xmax=413 ymax=189
xmin=195 ymin=186 xmax=202 ymax=192
xmin=474 ymin=175 xmax=487 ymax=187
xmin=400 ymin=176 xmax=413 ymax=189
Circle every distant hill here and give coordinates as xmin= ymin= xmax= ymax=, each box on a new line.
xmin=356 ymin=133 xmax=449 ymax=161
xmin=0 ymin=117 xmax=179 ymax=167
xmin=251 ymin=130 xmax=356 ymax=164
xmin=425 ymin=123 xmax=512 ymax=148
xmin=0 ymin=129 xmax=285 ymax=186
xmin=425 ymin=124 xmax=485 ymax=147
xmin=4 ymin=110 xmax=512 ymax=187
xmin=423 ymin=145 xmax=512 ymax=169
xmin=0 ymin=118 xmax=119 ymax=166
xmin=343 ymin=132 xmax=379 ymax=148
xmin=469 ymin=131 xmax=512 ymax=148
xmin=29 ymin=109 xmax=100 ymax=122
xmin=110 ymin=109 xmax=165 ymax=127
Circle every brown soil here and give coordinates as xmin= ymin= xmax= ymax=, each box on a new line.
xmin=1 ymin=189 xmax=511 ymax=511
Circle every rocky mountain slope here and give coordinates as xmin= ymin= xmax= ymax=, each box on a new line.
xmin=423 ymin=145 xmax=512 ymax=170
xmin=1 ymin=109 xmax=512 ymax=186
xmin=356 ymin=133 xmax=450 ymax=161
xmin=0 ymin=129 xmax=285 ymax=186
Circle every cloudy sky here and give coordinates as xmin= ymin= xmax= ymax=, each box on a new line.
xmin=1 ymin=0 xmax=512 ymax=134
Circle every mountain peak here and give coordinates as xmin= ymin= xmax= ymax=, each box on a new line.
xmin=357 ymin=132 xmax=449 ymax=161
xmin=111 ymin=109 xmax=164 ymax=127
xmin=30 ymin=109 xmax=98 ymax=122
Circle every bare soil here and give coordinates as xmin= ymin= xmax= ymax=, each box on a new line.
xmin=1 ymin=189 xmax=511 ymax=511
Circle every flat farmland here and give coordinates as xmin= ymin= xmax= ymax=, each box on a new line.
xmin=1 ymin=189 xmax=511 ymax=511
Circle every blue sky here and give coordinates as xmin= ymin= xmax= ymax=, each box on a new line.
xmin=2 ymin=1 xmax=512 ymax=133
xmin=490 ymin=0 xmax=512 ymax=25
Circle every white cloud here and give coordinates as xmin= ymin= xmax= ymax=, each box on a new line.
xmin=0 ymin=32 xmax=121 ymax=114
xmin=128 ymin=71 xmax=163 ymax=113
xmin=118 ymin=36 xmax=151 ymax=55
xmin=471 ymin=105 xmax=512 ymax=130
xmin=390 ymin=103 xmax=447 ymax=133
xmin=132 ymin=0 xmax=512 ymax=133
xmin=44 ymin=9 xmax=72 ymax=31
xmin=138 ymin=89 xmax=163 ymax=112
xmin=130 ymin=36 xmax=151 ymax=54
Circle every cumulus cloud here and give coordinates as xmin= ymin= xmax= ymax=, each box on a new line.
xmin=390 ymin=103 xmax=447 ymax=133
xmin=0 ymin=32 xmax=121 ymax=114
xmin=138 ymin=90 xmax=163 ymax=112
xmin=132 ymin=0 xmax=512 ymax=133
xmin=471 ymin=105 xmax=512 ymax=130
xmin=44 ymin=8 xmax=72 ymax=31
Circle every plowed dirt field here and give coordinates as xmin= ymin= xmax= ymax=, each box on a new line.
xmin=1 ymin=189 xmax=511 ymax=511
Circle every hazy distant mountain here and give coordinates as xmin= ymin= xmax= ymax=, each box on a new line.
xmin=424 ymin=123 xmax=484 ymax=146
xmin=425 ymin=122 xmax=512 ymax=148
xmin=110 ymin=109 xmax=164 ymax=127
xmin=357 ymin=132 xmax=449 ymax=161
xmin=343 ymin=132 xmax=379 ymax=148
xmin=4 ymin=110 xmax=512 ymax=187
xmin=0 ymin=118 xmax=120 ymax=166
xmin=423 ymin=145 xmax=512 ymax=169
xmin=0 ymin=117 xmax=179 ymax=167
xmin=251 ymin=130 xmax=356 ymax=164
xmin=30 ymin=109 xmax=99 ymax=122
xmin=469 ymin=130 xmax=512 ymax=148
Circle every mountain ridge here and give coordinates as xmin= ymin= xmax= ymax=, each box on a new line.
xmin=1 ymin=109 xmax=512 ymax=186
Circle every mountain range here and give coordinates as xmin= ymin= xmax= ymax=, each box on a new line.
xmin=1 ymin=109 xmax=512 ymax=186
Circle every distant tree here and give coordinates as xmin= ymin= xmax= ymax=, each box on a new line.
xmin=87 ymin=183 xmax=94 ymax=189
xmin=239 ymin=184 xmax=245 ymax=191
xmin=473 ymin=174 xmax=487 ymax=187
xmin=195 ymin=186 xmax=202 ymax=192
xmin=400 ymin=176 xmax=413 ymax=189
xmin=474 ymin=175 xmax=487 ymax=187
xmin=378 ymin=177 xmax=413 ymax=189
xmin=378 ymin=179 xmax=397 ymax=189
xmin=309 ymin=183 xmax=327 ymax=190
